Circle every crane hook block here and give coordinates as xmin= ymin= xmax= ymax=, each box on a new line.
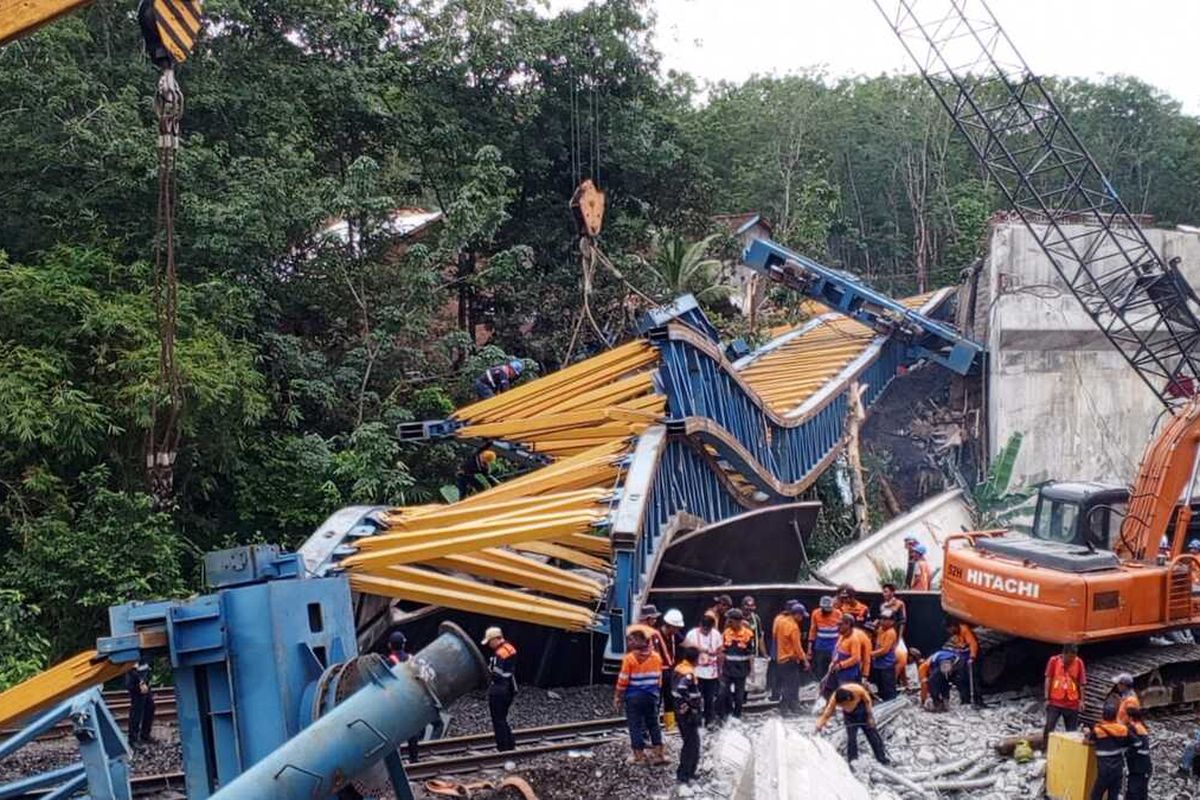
xmin=570 ymin=179 xmax=606 ymax=238
xmin=137 ymin=0 xmax=205 ymax=69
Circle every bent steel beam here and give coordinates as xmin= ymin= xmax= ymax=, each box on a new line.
xmin=743 ymin=238 xmax=984 ymax=375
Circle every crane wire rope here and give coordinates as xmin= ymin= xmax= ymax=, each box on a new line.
xmin=147 ymin=66 xmax=185 ymax=508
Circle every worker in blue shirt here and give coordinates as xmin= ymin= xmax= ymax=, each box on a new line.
xmin=474 ymin=360 xmax=523 ymax=399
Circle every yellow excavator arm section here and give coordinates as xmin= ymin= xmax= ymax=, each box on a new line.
xmin=0 ymin=0 xmax=93 ymax=48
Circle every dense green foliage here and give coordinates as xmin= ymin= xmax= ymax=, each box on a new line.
xmin=2 ymin=0 xmax=1199 ymax=673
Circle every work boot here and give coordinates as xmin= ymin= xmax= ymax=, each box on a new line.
xmin=649 ymin=745 xmax=669 ymax=766
xmin=626 ymin=749 xmax=646 ymax=765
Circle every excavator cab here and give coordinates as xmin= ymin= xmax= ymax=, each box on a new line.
xmin=1031 ymin=482 xmax=1130 ymax=551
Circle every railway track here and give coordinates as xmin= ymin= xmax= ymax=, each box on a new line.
xmin=12 ymin=700 xmax=779 ymax=797
xmin=1 ymin=690 xmax=179 ymax=741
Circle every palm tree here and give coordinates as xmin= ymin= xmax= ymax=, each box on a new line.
xmin=648 ymin=233 xmax=729 ymax=304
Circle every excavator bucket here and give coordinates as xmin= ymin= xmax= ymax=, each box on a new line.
xmin=138 ymin=0 xmax=204 ymax=67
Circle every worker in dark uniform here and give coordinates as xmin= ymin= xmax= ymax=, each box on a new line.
xmin=474 ymin=360 xmax=523 ymax=399
xmin=720 ymin=609 xmax=753 ymax=720
xmin=671 ymin=644 xmax=703 ymax=784
xmin=455 ymin=447 xmax=497 ymax=498
xmin=1087 ymin=704 xmax=1129 ymax=800
xmin=482 ymin=626 xmax=518 ymax=751
xmin=814 ymin=683 xmax=891 ymax=765
xmin=1124 ymin=705 xmax=1151 ymax=800
xmin=124 ymin=662 xmax=155 ymax=745
xmin=385 ymin=631 xmax=422 ymax=761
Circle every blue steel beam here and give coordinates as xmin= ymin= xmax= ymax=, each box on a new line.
xmin=742 ymin=238 xmax=984 ymax=375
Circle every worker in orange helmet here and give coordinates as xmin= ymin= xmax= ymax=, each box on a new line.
xmin=456 ymin=447 xmax=498 ymax=498
xmin=814 ymin=683 xmax=891 ymax=765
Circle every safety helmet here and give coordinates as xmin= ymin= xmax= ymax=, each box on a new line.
xmin=725 ymin=608 xmax=744 ymax=621
xmin=387 ymin=630 xmax=407 ymax=650
xmin=663 ymin=608 xmax=685 ymax=628
xmin=904 ymin=535 xmax=918 ymax=545
xmin=819 ymin=596 xmax=834 ymax=611
xmin=508 ymin=359 xmax=524 ymax=375
xmin=480 ymin=449 xmax=497 ymax=465
xmin=1114 ymin=672 xmax=1135 ymax=687
xmin=914 ymin=544 xmax=928 ymax=555
xmin=1189 ymin=539 xmax=1200 ymax=552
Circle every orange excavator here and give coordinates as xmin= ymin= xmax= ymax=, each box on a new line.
xmin=874 ymin=0 xmax=1200 ymax=710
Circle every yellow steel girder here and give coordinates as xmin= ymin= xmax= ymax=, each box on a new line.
xmin=0 ymin=650 xmax=131 ymax=728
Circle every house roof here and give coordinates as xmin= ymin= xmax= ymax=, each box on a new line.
xmin=712 ymin=212 xmax=773 ymax=238
xmin=319 ymin=207 xmax=444 ymax=245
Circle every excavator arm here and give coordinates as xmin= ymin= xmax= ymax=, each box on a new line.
xmin=1118 ymin=396 xmax=1200 ymax=560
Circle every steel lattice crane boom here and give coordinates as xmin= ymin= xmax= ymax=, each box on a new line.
xmin=874 ymin=0 xmax=1200 ymax=408
xmin=873 ymin=0 xmax=1200 ymax=712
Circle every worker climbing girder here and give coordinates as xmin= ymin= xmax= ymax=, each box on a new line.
xmin=874 ymin=0 xmax=1200 ymax=406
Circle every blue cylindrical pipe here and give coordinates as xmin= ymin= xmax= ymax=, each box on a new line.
xmin=209 ymin=622 xmax=486 ymax=799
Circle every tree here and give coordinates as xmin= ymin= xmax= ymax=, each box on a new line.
xmin=647 ymin=233 xmax=727 ymax=305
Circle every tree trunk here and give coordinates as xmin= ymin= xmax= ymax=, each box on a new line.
xmin=846 ymin=382 xmax=870 ymax=539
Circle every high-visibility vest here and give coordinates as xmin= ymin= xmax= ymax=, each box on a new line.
xmin=616 ymin=650 xmax=663 ymax=698
xmin=1047 ymin=656 xmax=1084 ymax=707
xmin=723 ymin=626 xmax=754 ymax=662
xmin=1092 ymin=721 xmax=1130 ymax=759
xmin=809 ymin=610 xmax=842 ymax=653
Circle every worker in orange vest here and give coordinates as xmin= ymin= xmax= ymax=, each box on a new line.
xmin=773 ymin=600 xmax=809 ymax=714
xmin=671 ymin=644 xmax=704 ymax=784
xmin=614 ymin=629 xmax=667 ymax=766
xmin=807 ymin=596 xmax=842 ymax=696
xmin=814 ymin=683 xmax=891 ymax=765
xmin=910 ymin=544 xmax=933 ymax=590
xmin=1086 ymin=704 xmax=1130 ymax=800
xmin=720 ymin=609 xmax=754 ymax=719
xmin=482 ymin=626 xmax=518 ymax=752
xmin=834 ymin=584 xmax=870 ymax=624
xmin=828 ymin=615 xmax=866 ymax=689
xmin=870 ymin=614 xmax=899 ymax=701
xmin=1044 ymin=644 xmax=1087 ymax=740
xmin=945 ymin=618 xmax=983 ymax=707
xmin=1102 ymin=673 xmax=1140 ymax=726
xmin=1124 ymin=705 xmax=1151 ymax=800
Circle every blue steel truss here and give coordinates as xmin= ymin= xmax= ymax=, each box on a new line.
xmin=743 ymin=238 xmax=984 ymax=375
xmin=604 ymin=295 xmax=954 ymax=661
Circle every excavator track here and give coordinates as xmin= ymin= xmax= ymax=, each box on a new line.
xmin=1080 ymin=642 xmax=1200 ymax=722
xmin=972 ymin=630 xmax=1200 ymax=720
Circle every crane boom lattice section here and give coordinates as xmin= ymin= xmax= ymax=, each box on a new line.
xmin=874 ymin=0 xmax=1200 ymax=406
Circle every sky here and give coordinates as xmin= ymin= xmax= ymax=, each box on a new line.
xmin=547 ymin=0 xmax=1200 ymax=114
